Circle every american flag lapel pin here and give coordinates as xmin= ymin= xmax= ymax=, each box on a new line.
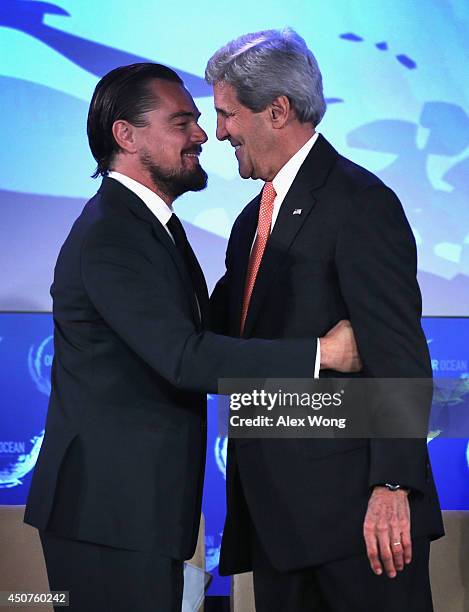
xmin=293 ymin=208 xmax=302 ymax=215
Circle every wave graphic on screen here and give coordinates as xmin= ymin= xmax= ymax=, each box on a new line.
xmin=0 ymin=0 xmax=211 ymax=96
xmin=0 ymin=432 xmax=44 ymax=489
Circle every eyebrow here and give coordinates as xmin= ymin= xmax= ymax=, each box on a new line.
xmin=168 ymin=111 xmax=201 ymax=120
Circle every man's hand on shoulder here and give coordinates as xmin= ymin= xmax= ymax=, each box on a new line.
xmin=320 ymin=320 xmax=362 ymax=372
xmin=363 ymin=486 xmax=412 ymax=579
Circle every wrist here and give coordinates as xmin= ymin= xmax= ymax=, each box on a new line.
xmin=319 ymin=336 xmax=331 ymax=370
xmin=373 ymin=484 xmax=410 ymax=495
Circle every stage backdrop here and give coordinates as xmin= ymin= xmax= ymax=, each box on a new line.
xmin=1 ymin=0 xmax=468 ymax=596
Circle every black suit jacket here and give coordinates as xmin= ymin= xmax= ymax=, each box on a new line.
xmin=212 ymin=135 xmax=444 ymax=574
xmin=24 ymin=177 xmax=317 ymax=560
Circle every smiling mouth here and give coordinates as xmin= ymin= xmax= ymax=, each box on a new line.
xmin=182 ymin=153 xmax=200 ymax=162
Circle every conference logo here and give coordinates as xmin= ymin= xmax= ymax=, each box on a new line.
xmin=28 ymin=334 xmax=53 ymax=396
xmin=205 ymin=531 xmax=223 ymax=573
xmin=0 ymin=334 xmax=52 ymax=489
xmin=0 ymin=432 xmax=44 ymax=489
xmin=214 ymin=436 xmax=227 ymax=480
xmin=206 ymin=438 xmax=226 ymax=569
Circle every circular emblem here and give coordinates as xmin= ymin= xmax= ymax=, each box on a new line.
xmin=0 ymin=334 xmax=53 ymax=489
xmin=27 ymin=334 xmax=53 ymax=396
xmin=214 ymin=436 xmax=227 ymax=480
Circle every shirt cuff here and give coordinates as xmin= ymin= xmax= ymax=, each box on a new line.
xmin=313 ymin=338 xmax=320 ymax=379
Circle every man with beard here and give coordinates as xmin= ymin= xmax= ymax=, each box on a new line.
xmin=24 ymin=63 xmax=360 ymax=611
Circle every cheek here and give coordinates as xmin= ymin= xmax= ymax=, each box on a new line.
xmin=248 ymin=131 xmax=266 ymax=159
xmin=158 ymin=141 xmax=182 ymax=162
xmin=142 ymin=135 xmax=165 ymax=157
xmin=248 ymin=119 xmax=268 ymax=150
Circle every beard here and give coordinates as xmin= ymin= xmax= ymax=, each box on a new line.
xmin=139 ymin=149 xmax=208 ymax=201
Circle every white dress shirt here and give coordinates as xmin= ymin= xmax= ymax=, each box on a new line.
xmin=271 ymin=131 xmax=319 ymax=229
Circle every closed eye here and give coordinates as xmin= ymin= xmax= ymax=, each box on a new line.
xmin=216 ymin=108 xmax=233 ymax=119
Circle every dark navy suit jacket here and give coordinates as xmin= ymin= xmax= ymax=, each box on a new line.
xmin=24 ymin=177 xmax=316 ymax=559
xmin=212 ymin=135 xmax=444 ymax=574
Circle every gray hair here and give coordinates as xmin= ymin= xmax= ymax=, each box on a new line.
xmin=205 ymin=28 xmax=326 ymax=127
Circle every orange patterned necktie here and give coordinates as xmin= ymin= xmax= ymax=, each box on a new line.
xmin=240 ymin=181 xmax=277 ymax=334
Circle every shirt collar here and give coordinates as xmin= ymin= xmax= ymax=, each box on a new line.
xmin=108 ymin=171 xmax=173 ymax=226
xmin=272 ymin=132 xmax=319 ymax=203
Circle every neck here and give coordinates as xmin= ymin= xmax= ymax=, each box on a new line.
xmin=110 ymin=162 xmax=174 ymax=207
xmin=266 ymin=126 xmax=315 ymax=181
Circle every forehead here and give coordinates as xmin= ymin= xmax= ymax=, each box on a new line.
xmin=149 ymin=79 xmax=199 ymax=116
xmin=213 ymin=82 xmax=239 ymax=109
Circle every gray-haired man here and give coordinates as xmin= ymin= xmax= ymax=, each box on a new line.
xmin=206 ymin=28 xmax=443 ymax=612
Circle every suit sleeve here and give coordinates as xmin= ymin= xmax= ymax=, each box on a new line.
xmin=336 ymin=185 xmax=431 ymax=494
xmin=81 ymin=220 xmax=317 ymax=394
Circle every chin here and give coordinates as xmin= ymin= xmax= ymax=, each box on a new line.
xmin=238 ymin=166 xmax=252 ymax=180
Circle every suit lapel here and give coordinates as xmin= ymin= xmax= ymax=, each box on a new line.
xmin=100 ymin=177 xmax=203 ymax=326
xmin=240 ymin=134 xmax=339 ymax=337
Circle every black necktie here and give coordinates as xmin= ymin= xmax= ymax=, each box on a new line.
xmin=167 ymin=214 xmax=189 ymax=253
xmin=167 ymin=214 xmax=207 ymax=323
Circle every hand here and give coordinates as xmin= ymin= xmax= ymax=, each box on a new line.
xmin=319 ymin=320 xmax=362 ymax=372
xmin=363 ymin=486 xmax=412 ymax=578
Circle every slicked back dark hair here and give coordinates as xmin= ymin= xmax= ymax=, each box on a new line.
xmin=87 ymin=63 xmax=183 ymax=178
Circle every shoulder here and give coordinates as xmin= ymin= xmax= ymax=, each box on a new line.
xmin=323 ymin=150 xmax=406 ymax=220
xmin=332 ymin=153 xmax=385 ymax=195
xmin=62 ymin=185 xmax=157 ymax=263
xmin=330 ymin=158 xmax=412 ymax=238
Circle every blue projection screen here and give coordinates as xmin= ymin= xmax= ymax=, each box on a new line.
xmin=1 ymin=0 xmax=468 ymax=597
xmin=1 ymin=0 xmax=468 ymax=313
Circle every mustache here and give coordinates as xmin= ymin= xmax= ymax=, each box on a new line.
xmin=182 ymin=146 xmax=202 ymax=155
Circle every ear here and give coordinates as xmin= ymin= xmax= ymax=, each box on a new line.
xmin=112 ymin=120 xmax=138 ymax=154
xmin=268 ymin=95 xmax=291 ymax=129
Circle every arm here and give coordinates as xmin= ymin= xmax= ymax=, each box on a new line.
xmin=81 ymin=219 xmax=317 ymax=393
xmin=336 ymin=185 xmax=431 ymax=488
xmin=336 ymin=185 xmax=431 ymax=576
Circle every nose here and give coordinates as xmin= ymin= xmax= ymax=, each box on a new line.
xmin=216 ymin=116 xmax=229 ymax=141
xmin=192 ymin=123 xmax=208 ymax=145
